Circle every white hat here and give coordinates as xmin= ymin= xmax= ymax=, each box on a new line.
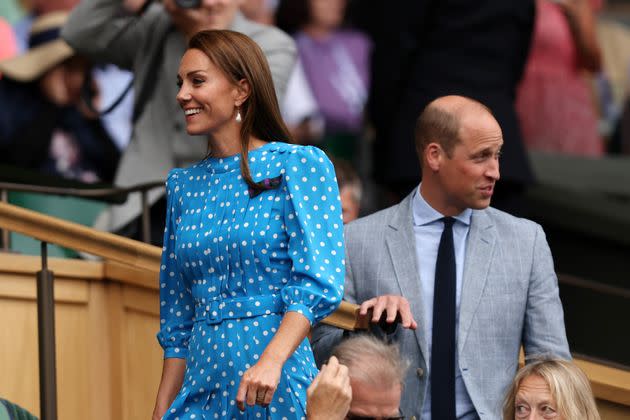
xmin=0 ymin=12 xmax=74 ymax=82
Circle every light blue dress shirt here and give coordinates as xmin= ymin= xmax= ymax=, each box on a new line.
xmin=412 ymin=186 xmax=479 ymax=420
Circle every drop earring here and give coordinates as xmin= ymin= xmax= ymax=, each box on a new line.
xmin=235 ymin=108 xmax=242 ymax=123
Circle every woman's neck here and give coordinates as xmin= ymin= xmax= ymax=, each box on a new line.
xmin=208 ymin=131 xmax=266 ymax=158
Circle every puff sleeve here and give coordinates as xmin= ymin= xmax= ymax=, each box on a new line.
xmin=280 ymin=146 xmax=345 ymax=325
xmin=156 ymin=169 xmax=194 ymax=359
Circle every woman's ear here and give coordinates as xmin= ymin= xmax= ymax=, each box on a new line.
xmin=234 ymin=78 xmax=251 ymax=107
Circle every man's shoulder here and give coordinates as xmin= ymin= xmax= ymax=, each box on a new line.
xmin=480 ymin=206 xmax=542 ymax=237
xmin=345 ymin=202 xmax=403 ymax=236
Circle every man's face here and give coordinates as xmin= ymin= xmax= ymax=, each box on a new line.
xmin=346 ymin=379 xmax=401 ymax=420
xmin=430 ymin=111 xmax=503 ymax=215
xmin=165 ymin=0 xmax=242 ymax=38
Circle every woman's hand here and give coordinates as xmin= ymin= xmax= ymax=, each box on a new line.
xmin=236 ymin=354 xmax=283 ymax=411
xmin=306 ymin=356 xmax=352 ymax=420
xmin=235 ymin=311 xmax=311 ymax=411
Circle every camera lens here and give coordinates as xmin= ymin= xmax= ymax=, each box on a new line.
xmin=174 ymin=0 xmax=201 ymax=8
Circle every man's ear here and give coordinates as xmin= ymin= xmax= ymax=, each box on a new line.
xmin=234 ymin=78 xmax=251 ymax=107
xmin=425 ymin=142 xmax=443 ymax=171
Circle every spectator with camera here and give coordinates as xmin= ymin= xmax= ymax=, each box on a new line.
xmin=61 ymin=0 xmax=296 ymax=244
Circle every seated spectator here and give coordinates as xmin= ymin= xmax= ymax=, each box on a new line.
xmin=306 ymin=356 xmax=352 ymax=420
xmin=503 ymin=358 xmax=600 ymax=420
xmin=307 ymin=334 xmax=407 ymax=420
xmin=276 ymin=0 xmax=371 ymax=159
xmin=516 ymin=0 xmax=604 ymax=156
xmin=330 ymin=156 xmax=362 ymax=223
xmin=0 ymin=398 xmax=37 ymax=420
xmin=0 ymin=11 xmax=119 ymax=183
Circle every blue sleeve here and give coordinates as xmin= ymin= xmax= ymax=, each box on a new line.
xmin=156 ymin=169 xmax=194 ymax=359
xmin=280 ymin=146 xmax=345 ymax=325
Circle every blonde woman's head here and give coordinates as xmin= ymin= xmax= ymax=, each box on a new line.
xmin=503 ymin=358 xmax=600 ymax=420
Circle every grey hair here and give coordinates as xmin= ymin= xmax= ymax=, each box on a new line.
xmin=331 ymin=334 xmax=409 ymax=388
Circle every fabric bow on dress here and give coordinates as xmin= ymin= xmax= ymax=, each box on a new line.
xmin=248 ymin=174 xmax=283 ymax=198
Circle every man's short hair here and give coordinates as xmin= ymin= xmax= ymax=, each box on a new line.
xmin=414 ymin=96 xmax=493 ymax=164
xmin=331 ymin=334 xmax=408 ymax=388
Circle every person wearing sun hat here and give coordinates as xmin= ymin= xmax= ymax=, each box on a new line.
xmin=0 ymin=11 xmax=120 ymax=183
xmin=0 ymin=12 xmax=74 ymax=82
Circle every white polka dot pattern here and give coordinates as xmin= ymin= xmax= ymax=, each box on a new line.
xmin=156 ymin=142 xmax=345 ymax=419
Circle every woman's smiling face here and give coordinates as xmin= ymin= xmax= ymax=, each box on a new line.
xmin=176 ymin=48 xmax=241 ymax=136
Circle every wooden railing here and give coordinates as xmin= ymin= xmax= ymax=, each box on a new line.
xmin=0 ymin=179 xmax=164 ymax=245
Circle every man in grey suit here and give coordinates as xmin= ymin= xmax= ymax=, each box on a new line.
xmin=61 ymin=0 xmax=296 ymax=244
xmin=312 ymin=95 xmax=570 ymax=420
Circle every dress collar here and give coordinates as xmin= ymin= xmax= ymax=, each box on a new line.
xmin=201 ymin=141 xmax=278 ymax=174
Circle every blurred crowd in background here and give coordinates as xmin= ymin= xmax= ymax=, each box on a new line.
xmin=1 ymin=0 xmax=630 ymax=237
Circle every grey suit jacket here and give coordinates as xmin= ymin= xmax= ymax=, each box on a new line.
xmin=312 ymin=192 xmax=570 ymax=420
xmin=61 ymin=1 xmax=296 ymax=231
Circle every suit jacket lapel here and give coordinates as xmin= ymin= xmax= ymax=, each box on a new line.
xmin=458 ymin=209 xmax=495 ymax=353
xmin=386 ymin=193 xmax=429 ymax=361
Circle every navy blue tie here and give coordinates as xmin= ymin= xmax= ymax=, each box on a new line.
xmin=431 ymin=217 xmax=456 ymax=419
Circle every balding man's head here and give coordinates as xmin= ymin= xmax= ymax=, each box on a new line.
xmin=414 ymin=95 xmax=494 ymax=166
xmin=416 ymin=95 xmax=503 ymax=215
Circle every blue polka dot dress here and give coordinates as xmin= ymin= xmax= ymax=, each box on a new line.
xmin=157 ymin=142 xmax=345 ymax=419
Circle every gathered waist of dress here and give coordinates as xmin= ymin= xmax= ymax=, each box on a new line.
xmin=193 ymin=294 xmax=285 ymax=325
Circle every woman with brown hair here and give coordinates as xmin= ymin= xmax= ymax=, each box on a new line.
xmin=152 ymin=30 xmax=345 ymax=419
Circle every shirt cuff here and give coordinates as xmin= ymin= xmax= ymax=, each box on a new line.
xmin=285 ymin=303 xmax=316 ymax=325
xmin=164 ymin=347 xmax=189 ymax=359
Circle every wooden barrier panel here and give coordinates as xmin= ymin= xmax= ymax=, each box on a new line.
xmin=1 ymin=253 xmax=629 ymax=419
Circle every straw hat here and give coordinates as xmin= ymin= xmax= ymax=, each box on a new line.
xmin=0 ymin=12 xmax=74 ymax=82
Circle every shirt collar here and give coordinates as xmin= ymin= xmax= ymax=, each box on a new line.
xmin=412 ymin=184 xmax=472 ymax=227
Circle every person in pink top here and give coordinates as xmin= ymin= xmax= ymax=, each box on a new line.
xmin=516 ymin=0 xmax=603 ymax=156
xmin=0 ymin=18 xmax=17 ymax=63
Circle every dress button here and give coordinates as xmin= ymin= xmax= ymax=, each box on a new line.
xmin=416 ymin=367 xmax=424 ymax=378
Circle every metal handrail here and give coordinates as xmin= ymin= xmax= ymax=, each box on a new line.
xmin=0 ymin=180 xmax=163 ymax=199
xmin=0 ymin=180 xmax=164 ymax=246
